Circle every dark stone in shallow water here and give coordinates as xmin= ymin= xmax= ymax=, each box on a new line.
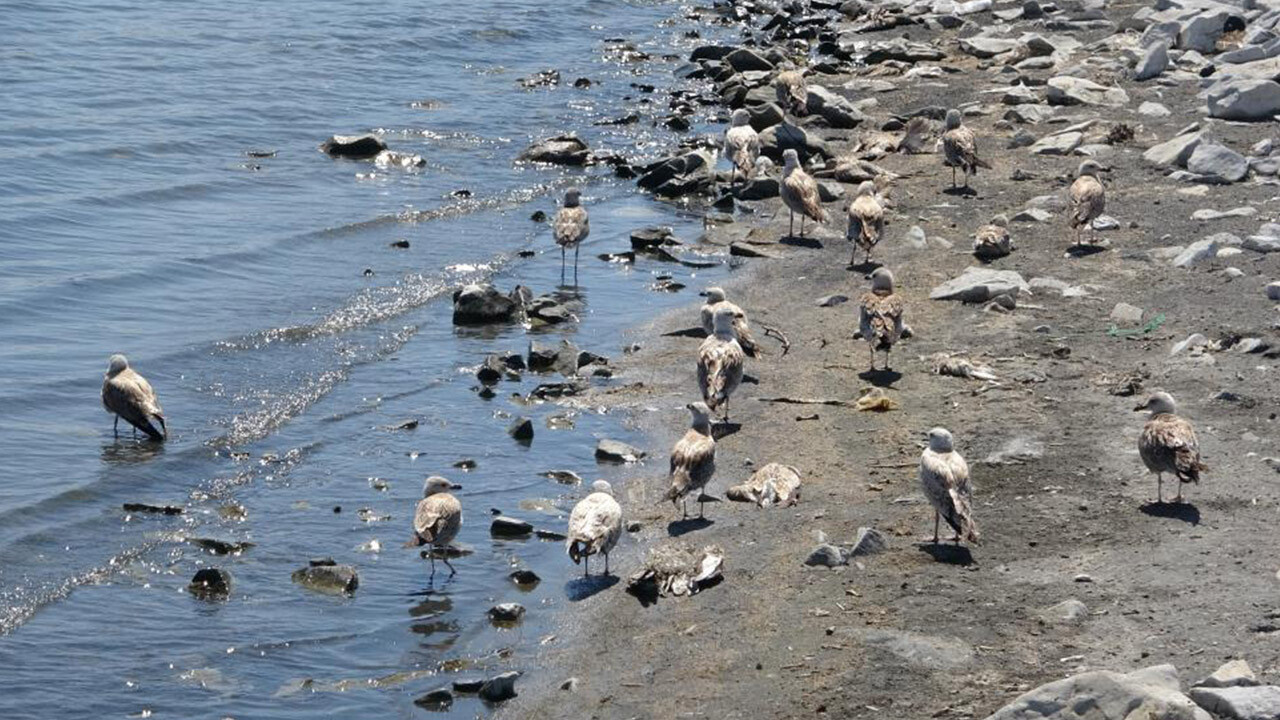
xmin=479 ymin=671 xmax=521 ymax=703
xmin=490 ymin=516 xmax=533 ymax=537
xmin=188 ymin=568 xmax=232 ymax=599
xmin=123 ymin=502 xmax=183 ymax=516
xmin=518 ymin=134 xmax=589 ymax=165
xmin=488 ymin=602 xmax=526 ymax=623
xmin=630 ymin=226 xmax=676 ymax=249
xmin=509 ymin=569 xmax=541 ymax=587
xmin=186 ymin=537 xmax=254 ymax=556
xmin=291 ymin=564 xmax=359 ymax=595
xmin=508 ymin=417 xmax=534 ymax=442
xmin=452 ymin=678 xmax=485 ymax=693
xmin=414 ymin=688 xmax=454 ymax=711
xmin=320 ymin=133 xmax=387 ymax=159
xmin=452 ymin=283 xmax=522 ymax=325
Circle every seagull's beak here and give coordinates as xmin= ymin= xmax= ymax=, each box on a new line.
xmin=698 ymin=291 xmax=708 ymax=297
xmin=1132 ymin=401 xmax=1148 ymax=412
xmin=450 ymin=483 xmax=463 ymax=490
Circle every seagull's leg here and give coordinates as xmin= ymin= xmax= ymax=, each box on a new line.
xmin=574 ymin=244 xmax=580 ymax=286
xmin=442 ymin=555 xmax=456 ymax=576
xmin=1157 ymin=473 xmax=1163 ymax=503
xmin=583 ymin=555 xmax=590 ymax=578
xmin=933 ymin=511 xmax=941 ymax=544
xmin=699 ymin=498 xmax=705 ymax=519
xmin=560 ymin=246 xmax=566 ymax=283
xmin=800 ymin=216 xmax=806 ymax=238
xmin=603 ymin=552 xmax=610 ymax=577
xmin=681 ymin=498 xmax=688 ymax=519
xmin=428 ymin=554 xmax=437 ymax=579
xmin=1175 ymin=482 xmax=1183 ymax=504
xmin=789 ymin=209 xmax=794 ymax=238
xmin=868 ymin=344 xmax=875 ymax=371
xmin=951 ymin=166 xmax=956 ymax=187
xmin=113 ymin=416 xmax=119 ymax=437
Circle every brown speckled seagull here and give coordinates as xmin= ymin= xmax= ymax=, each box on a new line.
xmin=102 ymin=354 xmax=166 ymax=441
xmin=858 ymin=268 xmax=905 ymax=372
xmin=774 ymin=69 xmax=808 ymax=117
xmin=665 ymin=402 xmax=717 ymax=518
xmin=973 ymin=214 xmax=1013 ymax=260
xmin=781 ymin=149 xmax=827 ymax=238
xmin=700 ymin=287 xmax=760 ymax=358
xmin=941 ymin=109 xmax=990 ymax=189
xmin=698 ymin=305 xmax=746 ymax=421
xmin=409 ymin=476 xmax=464 ymax=577
xmin=1069 ymin=160 xmax=1106 ymax=246
xmin=919 ymin=427 xmax=980 ymax=545
xmin=847 ymin=180 xmax=885 ymax=265
xmin=553 ymin=188 xmax=589 ymax=283
xmin=1136 ymin=392 xmax=1207 ymax=503
xmin=567 ymin=480 xmax=623 ymax=577
xmin=723 ymin=109 xmax=760 ymax=185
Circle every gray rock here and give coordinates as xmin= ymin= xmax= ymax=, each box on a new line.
xmin=1002 ymin=84 xmax=1041 ymax=105
xmin=1012 ymin=207 xmax=1053 ymax=223
xmin=1009 ymin=129 xmax=1037 ymax=149
xmin=1187 ymin=143 xmax=1248 ymax=183
xmin=988 ymin=665 xmax=1211 ymax=720
xmin=863 ymin=40 xmax=947 ymax=64
xmin=519 ymin=135 xmax=589 ymax=165
xmin=637 ymin=150 xmax=715 ymax=197
xmin=960 ymin=37 xmax=1021 ymax=58
xmin=320 ymin=133 xmax=387 ymax=159
xmin=1268 ymin=281 xmax=1280 ymax=300
xmin=724 ymin=48 xmax=774 ymax=72
xmin=930 ymin=268 xmax=1029 ymax=303
xmin=857 ymin=629 xmax=974 ymax=670
xmin=1005 ymin=105 xmax=1056 ymax=124
xmin=488 ymin=603 xmax=527 ymax=623
xmin=736 ymin=176 xmax=780 ymax=200
xmin=984 ymin=437 xmax=1045 ymax=464
xmin=452 ymin=284 xmax=521 ymax=325
xmin=1207 ymin=78 xmax=1280 ymax=122
xmin=759 ymin=121 xmax=832 ymax=163
xmin=415 ymin=688 xmax=453 ymax=710
xmin=1245 ymin=235 xmax=1280 ymax=252
xmin=490 ymin=516 xmax=533 ymax=537
xmin=806 ymin=85 xmax=867 ymax=129
xmin=479 ymin=671 xmax=520 ymax=703
xmin=1180 ymin=10 xmax=1231 ymax=54
xmin=630 ymin=226 xmax=675 ymax=249
xmin=1173 ymin=237 xmax=1222 ymax=267
xmin=527 ymin=339 xmax=580 ymax=375
xmin=1139 ymin=101 xmax=1172 ymax=117
xmin=508 ymin=417 xmax=534 ymax=442
xmin=595 ymin=439 xmax=645 ymax=463
xmin=1144 ymin=130 xmax=1203 ymax=169
xmin=1038 ymin=598 xmax=1088 ymax=624
xmin=1171 ymin=333 xmax=1209 ymax=355
xmin=816 ymin=294 xmax=850 ymax=307
xmin=188 ymin=568 xmax=232 ymax=599
xmin=804 ymin=543 xmax=848 ymax=567
xmin=817 ymin=181 xmax=845 ymax=203
xmin=1197 ymin=659 xmax=1258 ymax=689
xmin=1135 ymin=42 xmax=1170 ymax=81
xmin=848 ymin=527 xmax=888 ymax=557
xmin=1030 ymin=131 xmax=1083 ymax=155
xmin=1141 ymin=20 xmax=1181 ymax=49
xmin=1092 ymin=215 xmax=1120 ymax=231
xmin=1189 ymin=685 xmax=1280 ymax=719
xmin=744 ymin=102 xmax=785 ymax=131
xmin=1110 ymin=302 xmax=1145 ymax=324
xmin=1029 ymin=276 xmax=1070 ymax=294
xmin=904 ymin=225 xmax=928 ymax=249
xmin=1192 ymin=206 xmax=1256 ymax=221
xmin=291 ymin=564 xmax=359 ymax=595
xmin=1046 ymin=76 xmax=1129 ymax=107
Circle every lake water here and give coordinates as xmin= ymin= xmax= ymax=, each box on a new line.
xmin=0 ymin=0 xmax=738 ymax=715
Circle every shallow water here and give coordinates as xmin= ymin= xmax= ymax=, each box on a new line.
xmin=0 ymin=0 xmax=739 ymax=715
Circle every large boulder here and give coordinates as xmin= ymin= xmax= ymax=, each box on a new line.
xmin=744 ymin=102 xmax=786 ymax=131
xmin=986 ymin=665 xmax=1211 ymax=720
xmin=1206 ymin=78 xmax=1280 ymax=121
xmin=518 ymin=135 xmax=590 ymax=165
xmin=1134 ymin=42 xmax=1170 ymax=81
xmin=863 ymin=40 xmax=947 ymax=64
xmin=636 ymin=150 xmax=715 ymax=197
xmin=452 ymin=284 xmax=523 ymax=325
xmin=723 ymin=48 xmax=774 ymax=72
xmin=1046 ymin=76 xmax=1129 ymax=107
xmin=321 ymin=133 xmax=387 ymax=159
xmin=759 ymin=121 xmax=832 ymax=163
xmin=1187 ymin=142 xmax=1248 ymax=183
xmin=1179 ymin=9 xmax=1232 ymax=53
xmin=805 ymin=85 xmax=867 ymax=128
xmin=930 ymin=267 xmax=1029 ymax=303
xmin=1143 ymin=130 xmax=1204 ymax=169
xmin=1189 ymin=685 xmax=1280 ymax=719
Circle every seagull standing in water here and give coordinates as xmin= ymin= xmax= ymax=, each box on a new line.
xmin=700 ymin=287 xmax=760 ymax=357
xmin=846 ymin=180 xmax=885 ymax=265
xmin=409 ymin=476 xmax=464 ymax=577
xmin=553 ymin=188 xmax=589 ymax=284
xmin=101 ymin=354 xmax=166 ymax=441
xmin=665 ymin=402 xmax=717 ymax=518
xmin=1069 ymin=160 xmax=1106 ymax=246
xmin=566 ymin=480 xmax=623 ymax=577
xmin=858 ymin=268 xmax=905 ymax=372
xmin=781 ymin=149 xmax=827 ymax=239
xmin=698 ymin=305 xmax=745 ymax=422
xmin=918 ymin=428 xmax=980 ymax=545
xmin=723 ymin=109 xmax=760 ymax=186
xmin=1136 ymin=392 xmax=1207 ymax=503
xmin=941 ymin=109 xmax=990 ymax=189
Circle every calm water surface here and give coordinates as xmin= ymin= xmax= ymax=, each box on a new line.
xmin=0 ymin=0 xmax=740 ymax=715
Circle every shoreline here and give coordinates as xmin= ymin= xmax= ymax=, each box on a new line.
xmin=505 ymin=0 xmax=1280 ymax=716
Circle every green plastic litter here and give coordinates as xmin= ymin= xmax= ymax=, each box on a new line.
xmin=1107 ymin=312 xmax=1165 ymax=338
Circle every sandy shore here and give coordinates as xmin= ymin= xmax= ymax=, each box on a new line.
xmin=503 ymin=0 xmax=1280 ymax=716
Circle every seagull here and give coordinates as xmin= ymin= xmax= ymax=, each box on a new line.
xmin=700 ymin=287 xmax=760 ymax=357
xmin=698 ymin=305 xmax=746 ymax=421
xmin=774 ymin=69 xmax=808 ymax=117
xmin=566 ymin=479 xmax=624 ymax=577
xmin=665 ymin=402 xmax=717 ymax=518
xmin=409 ymin=476 xmax=464 ymax=577
xmin=781 ymin=148 xmax=828 ymax=238
xmin=553 ymin=188 xmax=589 ymax=284
xmin=941 ymin=109 xmax=990 ymax=189
xmin=101 ymin=354 xmax=166 ymax=441
xmin=1069 ymin=160 xmax=1106 ymax=246
xmin=846 ymin=180 xmax=885 ymax=265
xmin=973 ymin=214 xmax=1013 ymax=260
xmin=1136 ymin=392 xmax=1207 ymax=503
xmin=919 ymin=427 xmax=980 ymax=545
xmin=858 ymin=268 xmax=905 ymax=371
xmin=724 ymin=109 xmax=760 ymax=186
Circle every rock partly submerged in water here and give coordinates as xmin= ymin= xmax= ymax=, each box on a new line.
xmin=595 ymin=439 xmax=646 ymax=463
xmin=291 ymin=563 xmax=359 ymax=595
xmin=479 ymin=671 xmax=521 ymax=703
xmin=518 ymin=134 xmax=589 ymax=165
xmin=452 ymin=283 xmax=525 ymax=325
xmin=320 ymin=133 xmax=387 ymax=159
xmin=188 ymin=568 xmax=232 ymax=599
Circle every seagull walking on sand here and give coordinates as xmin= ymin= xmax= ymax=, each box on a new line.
xmin=1136 ymin=392 xmax=1207 ymax=504
xmin=665 ymin=402 xmax=717 ymax=518
xmin=553 ymin=188 xmax=589 ymax=284
xmin=700 ymin=287 xmax=760 ymax=357
xmin=774 ymin=69 xmax=809 ymax=117
xmin=724 ymin=109 xmax=760 ymax=186
xmin=919 ymin=428 xmax=980 ymax=545
xmin=973 ymin=214 xmax=1013 ymax=260
xmin=858 ymin=268 xmax=905 ymax=372
xmin=1069 ymin=160 xmax=1106 ymax=246
xmin=847 ymin=180 xmax=885 ymax=265
xmin=941 ymin=109 xmax=990 ymax=189
xmin=102 ymin=354 xmax=166 ymax=441
xmin=566 ymin=480 xmax=623 ymax=577
xmin=781 ymin=149 xmax=827 ymax=238
xmin=408 ymin=476 xmax=464 ymax=577
xmin=698 ymin=306 xmax=746 ymax=422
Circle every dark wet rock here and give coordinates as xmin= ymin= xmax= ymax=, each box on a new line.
xmin=1187 ymin=142 xmax=1249 ymax=183
xmin=188 ymin=568 xmax=232 ymax=599
xmin=690 ymin=44 xmax=735 ymax=62
xmin=490 ymin=516 xmax=533 ymax=538
xmin=123 ymin=502 xmax=183 ymax=515
xmin=636 ymin=150 xmax=715 ymax=197
xmin=724 ymin=47 xmax=774 ymax=72
xmin=1206 ymin=78 xmax=1280 ymax=121
xmin=498 ymin=351 xmax=525 ymax=370
xmin=759 ymin=121 xmax=832 ymax=163
xmin=452 ymin=678 xmax=485 ymax=693
xmin=479 ymin=671 xmax=520 ymax=703
xmin=535 ymin=528 xmax=568 ymax=541
xmin=509 ymin=569 xmax=541 ymax=587
xmin=488 ymin=603 xmax=526 ymax=623
xmin=476 ymin=355 xmax=509 ymax=385
xmin=320 ymin=133 xmax=387 ymax=159
xmin=310 ymin=556 xmax=336 ymax=567
xmin=542 ymin=470 xmax=582 ymax=485
xmin=630 ymin=226 xmax=677 ymax=249
xmin=291 ymin=564 xmax=359 ymax=595
xmin=527 ymin=296 xmax=575 ymax=325
xmin=186 ymin=537 xmax=254 ymax=556
xmin=735 ymin=177 xmax=781 ymax=200
xmin=508 ymin=417 xmax=534 ymax=442
xmin=530 ymin=210 xmax=547 ymax=222
xmin=414 ymin=688 xmax=454 ymax=711
xmin=527 ymin=339 xmax=580 ymax=375
xmin=805 ymin=543 xmax=848 ymax=567
xmin=595 ymin=439 xmax=645 ymax=463
xmin=744 ymin=102 xmax=785 ymax=131
xmin=454 ymin=458 xmax=477 ymax=470
xmin=518 ymin=134 xmax=589 ymax=166
xmin=848 ymin=527 xmax=888 ymax=557
xmin=576 ymin=350 xmax=608 ymax=369
xmin=452 ymin=283 xmax=523 ymax=325
xmin=805 ymin=85 xmax=867 ymax=128
xmin=863 ymin=40 xmax=947 ymax=64
xmin=528 ymin=380 xmax=587 ymax=400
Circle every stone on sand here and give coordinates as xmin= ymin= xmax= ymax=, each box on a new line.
xmin=930 ymin=267 xmax=1029 ymax=303
xmin=1189 ymin=685 xmax=1280 ymax=719
xmin=1110 ymin=302 xmax=1144 ymax=324
xmin=1186 ymin=143 xmax=1249 ymax=183
xmin=1206 ymin=78 xmax=1280 ymax=121
xmin=1172 ymin=237 xmax=1221 ymax=267
xmin=1046 ymin=76 xmax=1129 ymax=107
xmin=1196 ymin=659 xmax=1257 ymax=689
xmin=986 ymin=665 xmax=1211 ymax=720
xmin=1143 ymin=130 xmax=1203 ymax=169
xmin=1134 ymin=42 xmax=1169 ymax=81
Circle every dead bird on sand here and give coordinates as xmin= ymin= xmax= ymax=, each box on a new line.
xmin=566 ymin=480 xmax=623 ymax=576
xmin=627 ymin=544 xmax=724 ymax=598
xmin=1136 ymin=392 xmax=1207 ymax=504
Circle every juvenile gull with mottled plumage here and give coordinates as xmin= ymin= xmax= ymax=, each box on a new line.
xmin=858 ymin=268 xmax=905 ymax=371
xmin=774 ymin=69 xmax=808 ymax=117
xmin=665 ymin=402 xmax=717 ymax=518
xmin=700 ymin=287 xmax=760 ymax=357
xmin=973 ymin=214 xmax=1013 ymax=260
xmin=919 ymin=428 xmax=980 ymax=545
xmin=698 ymin=305 xmax=746 ymax=420
xmin=553 ymin=188 xmax=589 ymax=282
xmin=723 ymin=109 xmax=760 ymax=185
xmin=102 ymin=354 xmax=166 ymax=441
xmin=409 ymin=476 xmax=464 ymax=576
xmin=1069 ymin=160 xmax=1106 ymax=246
xmin=941 ymin=109 xmax=990 ymax=189
xmin=847 ymin=180 xmax=885 ymax=265
xmin=1136 ymin=392 xmax=1207 ymax=503
xmin=567 ymin=480 xmax=623 ymax=576
xmin=781 ymin=149 xmax=827 ymax=238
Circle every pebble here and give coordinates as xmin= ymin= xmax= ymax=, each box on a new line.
xmin=490 ymin=516 xmax=533 ymax=537
xmin=479 ymin=671 xmax=521 ymax=703
xmin=488 ymin=603 xmax=527 ymax=624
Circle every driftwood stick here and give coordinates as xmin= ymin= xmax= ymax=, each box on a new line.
xmin=758 ymin=396 xmax=854 ymax=407
xmin=758 ymin=321 xmax=791 ymax=355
